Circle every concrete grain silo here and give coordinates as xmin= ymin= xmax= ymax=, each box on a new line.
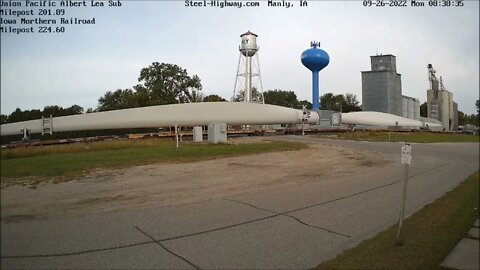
xmin=361 ymin=54 xmax=402 ymax=116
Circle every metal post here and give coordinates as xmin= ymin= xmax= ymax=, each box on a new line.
xmin=302 ymin=105 xmax=307 ymax=136
xmin=395 ymin=121 xmax=399 ymax=142
xmin=49 ymin=114 xmax=53 ymax=135
xmin=255 ymin=53 xmax=265 ymax=104
xmin=232 ymin=53 xmax=242 ymax=100
xmin=396 ymin=163 xmax=409 ymax=245
xmin=22 ymin=128 xmax=29 ymax=141
xmin=41 ymin=116 xmax=45 ymax=136
xmin=397 ymin=143 xmax=411 ymax=245
xmin=175 ymin=124 xmax=179 ymax=150
xmin=245 ymin=55 xmax=252 ymax=102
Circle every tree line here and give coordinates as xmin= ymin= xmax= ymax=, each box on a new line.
xmin=1 ymin=105 xmax=84 ymax=124
xmin=2 ymin=61 xmax=477 ymax=142
xmin=1 ymin=62 xmax=362 ymax=126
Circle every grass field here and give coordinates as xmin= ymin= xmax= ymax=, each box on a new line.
xmin=0 ymin=139 xmax=307 ymax=186
xmin=316 ymin=171 xmax=480 ymax=270
xmin=321 ymin=131 xmax=479 ymax=143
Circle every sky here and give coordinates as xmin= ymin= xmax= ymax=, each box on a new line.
xmin=1 ymin=0 xmax=479 ymax=115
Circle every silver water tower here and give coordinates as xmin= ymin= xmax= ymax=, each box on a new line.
xmin=233 ymin=31 xmax=264 ymax=103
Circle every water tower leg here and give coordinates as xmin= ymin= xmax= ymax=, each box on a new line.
xmin=245 ymin=56 xmax=252 ymax=102
xmin=312 ymin=71 xmax=320 ymax=111
xmin=233 ymin=53 xmax=242 ymax=100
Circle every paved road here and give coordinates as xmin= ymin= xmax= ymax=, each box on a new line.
xmin=2 ymin=136 xmax=479 ymax=269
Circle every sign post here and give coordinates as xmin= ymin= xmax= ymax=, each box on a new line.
xmin=175 ymin=123 xmax=179 ymax=150
xmin=397 ymin=143 xmax=411 ymax=245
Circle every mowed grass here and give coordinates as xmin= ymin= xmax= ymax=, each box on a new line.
xmin=326 ymin=131 xmax=479 ymax=143
xmin=1 ymin=139 xmax=176 ymax=160
xmin=1 ymin=139 xmax=307 ymax=181
xmin=316 ymin=171 xmax=480 ymax=270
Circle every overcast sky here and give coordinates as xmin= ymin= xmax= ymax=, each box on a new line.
xmin=1 ymin=0 xmax=479 ymax=115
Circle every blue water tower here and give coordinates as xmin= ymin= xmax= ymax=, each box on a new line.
xmin=301 ymin=41 xmax=330 ymax=111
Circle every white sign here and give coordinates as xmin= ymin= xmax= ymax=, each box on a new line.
xmin=401 ymin=144 xmax=411 ymax=165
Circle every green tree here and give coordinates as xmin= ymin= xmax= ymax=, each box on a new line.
xmin=460 ymin=100 xmax=480 ymax=126
xmin=298 ymin=100 xmax=312 ymax=110
xmin=320 ymin=93 xmax=361 ymax=112
xmin=458 ymin=111 xmax=467 ymax=126
xmin=65 ymin=105 xmax=84 ymax=115
xmin=475 ymin=99 xmax=480 ymax=125
xmin=233 ymin=87 xmax=263 ymax=103
xmin=320 ymin=93 xmax=341 ymax=111
xmin=43 ymin=105 xmax=65 ymax=117
xmin=7 ymin=108 xmax=24 ymax=123
xmin=458 ymin=111 xmax=478 ymax=126
xmin=0 ymin=114 xmax=7 ymax=124
xmin=132 ymin=84 xmax=151 ymax=107
xmin=3 ymin=105 xmax=84 ymax=124
xmin=343 ymin=93 xmax=362 ymax=112
xmin=41 ymin=105 xmax=83 ymax=117
xmin=138 ymin=62 xmax=202 ymax=105
xmin=203 ymin=94 xmax=227 ymax=102
xmin=263 ymin=90 xmax=299 ymax=108
xmin=420 ymin=102 xmax=427 ymax=117
xmin=96 ymin=63 xmax=203 ymax=111
xmin=188 ymin=90 xmax=205 ymax=103
xmin=6 ymin=108 xmax=42 ymax=123
xmin=469 ymin=113 xmax=478 ymax=126
xmin=98 ymin=89 xmax=138 ymax=111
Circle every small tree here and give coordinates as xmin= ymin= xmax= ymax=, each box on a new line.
xmin=298 ymin=100 xmax=312 ymax=110
xmin=233 ymin=87 xmax=263 ymax=103
xmin=476 ymin=99 xmax=480 ymax=125
xmin=320 ymin=92 xmax=361 ymax=112
xmin=98 ymin=89 xmax=137 ymax=111
xmin=420 ymin=102 xmax=427 ymax=117
xmin=188 ymin=90 xmax=205 ymax=103
xmin=0 ymin=114 xmax=7 ymax=124
xmin=343 ymin=93 xmax=362 ymax=112
xmin=203 ymin=94 xmax=227 ymax=102
xmin=263 ymin=89 xmax=299 ymax=108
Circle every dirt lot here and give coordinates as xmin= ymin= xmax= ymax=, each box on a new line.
xmin=0 ymin=138 xmax=390 ymax=223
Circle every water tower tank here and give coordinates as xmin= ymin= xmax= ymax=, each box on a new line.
xmin=240 ymin=31 xmax=258 ymax=57
xmin=301 ymin=41 xmax=330 ymax=111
